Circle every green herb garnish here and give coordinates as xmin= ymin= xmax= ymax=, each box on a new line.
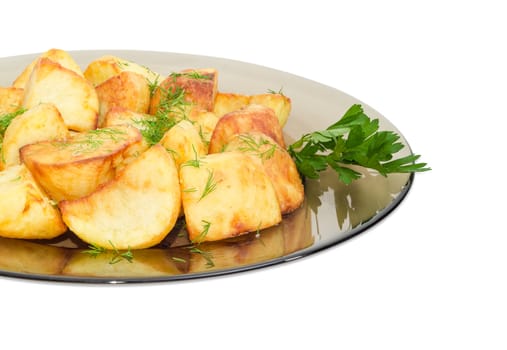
xmin=82 ymin=240 xmax=134 ymax=264
xmin=170 ymin=71 xmax=212 ymax=81
xmin=137 ymin=86 xmax=189 ymax=145
xmin=287 ymin=104 xmax=430 ymax=184
xmin=188 ymin=246 xmax=214 ymax=268
xmin=200 ymin=169 xmax=218 ymax=200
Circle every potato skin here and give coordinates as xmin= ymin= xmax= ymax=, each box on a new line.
xmin=1 ymin=103 xmax=69 ymax=168
xmin=59 ymin=144 xmax=181 ymax=250
xmin=20 ymin=125 xmax=142 ymax=202
xmin=95 ymin=71 xmax=150 ymax=127
xmin=179 ymin=151 xmax=282 ymax=243
xmin=208 ymin=104 xmax=285 ymax=154
xmin=22 ymin=58 xmax=99 ymax=132
xmin=0 ymin=164 xmax=67 ymax=239
xmin=225 ymin=132 xmax=304 ymax=214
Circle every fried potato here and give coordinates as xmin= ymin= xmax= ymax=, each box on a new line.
xmin=224 ymin=132 xmax=304 ymax=214
xmin=83 ymin=55 xmax=160 ymax=87
xmin=13 ymin=48 xmax=84 ymax=89
xmin=179 ymin=151 xmax=281 ymax=243
xmin=213 ymin=92 xmax=291 ymax=127
xmin=59 ymin=144 xmax=181 ymax=250
xmin=22 ymin=58 xmax=99 ymax=131
xmin=213 ymin=92 xmax=250 ymax=118
xmin=0 ymin=87 xmax=24 ymax=114
xmin=102 ymin=106 xmax=151 ymax=152
xmin=149 ymin=68 xmax=218 ymax=116
xmin=1 ymin=103 xmax=69 ymax=168
xmin=188 ymin=109 xmax=219 ymax=147
xmin=208 ymin=104 xmax=285 ymax=153
xmin=159 ymin=119 xmax=207 ymax=167
xmin=0 ymin=164 xmax=67 ymax=239
xmin=20 ymin=125 xmax=142 ymax=202
xmin=249 ymin=93 xmax=291 ymax=127
xmin=95 ymin=71 xmax=151 ymax=127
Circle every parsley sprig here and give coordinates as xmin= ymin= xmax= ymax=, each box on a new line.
xmin=287 ymin=104 xmax=430 ymax=184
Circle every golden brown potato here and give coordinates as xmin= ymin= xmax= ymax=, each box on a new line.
xmin=0 ymin=87 xmax=24 ymax=114
xmin=0 ymin=164 xmax=67 ymax=239
xmin=59 ymin=144 xmax=181 ymax=250
xmin=149 ymin=68 xmax=218 ymax=116
xmin=224 ymin=132 xmax=304 ymax=214
xmin=95 ymin=71 xmax=151 ymax=127
xmin=102 ymin=106 xmax=149 ymax=128
xmin=22 ymin=58 xmax=99 ymax=132
xmin=179 ymin=151 xmax=281 ymax=243
xmin=20 ymin=125 xmax=142 ymax=202
xmin=249 ymin=93 xmax=291 ymax=128
xmin=159 ymin=119 xmax=207 ymax=167
xmin=208 ymin=104 xmax=285 ymax=154
xmin=1 ymin=103 xmax=69 ymax=168
xmin=213 ymin=92 xmax=250 ymax=118
xmin=213 ymin=92 xmax=291 ymax=127
xmin=188 ymin=109 xmax=219 ymax=147
xmin=13 ymin=48 xmax=84 ymax=89
xmin=83 ymin=55 xmax=160 ymax=87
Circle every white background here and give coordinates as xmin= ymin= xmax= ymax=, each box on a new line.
xmin=1 ymin=1 xmax=505 ymax=349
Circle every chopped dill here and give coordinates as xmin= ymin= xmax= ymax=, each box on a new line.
xmin=199 ymin=169 xmax=218 ymax=200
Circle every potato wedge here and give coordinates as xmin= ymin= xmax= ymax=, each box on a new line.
xmin=188 ymin=109 xmax=219 ymax=147
xmin=208 ymin=104 xmax=285 ymax=153
xmin=0 ymin=164 xmax=67 ymax=239
xmin=179 ymin=151 xmax=281 ymax=243
xmin=0 ymin=87 xmax=24 ymax=114
xmin=224 ymin=132 xmax=304 ymax=214
xmin=149 ymin=68 xmax=218 ymax=116
xmin=249 ymin=93 xmax=291 ymax=128
xmin=59 ymin=144 xmax=181 ymax=250
xmin=213 ymin=92 xmax=291 ymax=127
xmin=213 ymin=92 xmax=250 ymax=118
xmin=22 ymin=57 xmax=99 ymax=131
xmin=159 ymin=119 xmax=207 ymax=167
xmin=95 ymin=71 xmax=150 ymax=127
xmin=13 ymin=48 xmax=83 ymax=89
xmin=20 ymin=125 xmax=142 ymax=202
xmin=1 ymin=103 xmax=69 ymax=168
xmin=83 ymin=55 xmax=160 ymax=87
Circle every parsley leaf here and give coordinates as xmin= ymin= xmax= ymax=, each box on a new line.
xmin=287 ymin=104 xmax=430 ymax=184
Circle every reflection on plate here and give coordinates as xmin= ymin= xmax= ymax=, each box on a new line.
xmin=0 ymin=50 xmax=413 ymax=283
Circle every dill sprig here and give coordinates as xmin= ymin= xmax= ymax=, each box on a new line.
xmin=170 ymin=71 xmax=212 ymax=81
xmin=188 ymin=245 xmax=214 ymax=268
xmin=82 ymin=240 xmax=134 ymax=264
xmin=138 ymin=85 xmax=190 ymax=145
xmin=236 ymin=134 xmax=277 ymax=161
xmin=199 ymin=169 xmax=218 ymax=200
xmin=0 ymin=108 xmax=26 ymax=137
xmin=55 ymin=127 xmax=127 ymax=156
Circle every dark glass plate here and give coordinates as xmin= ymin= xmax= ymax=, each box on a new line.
xmin=0 ymin=50 xmax=413 ymax=283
